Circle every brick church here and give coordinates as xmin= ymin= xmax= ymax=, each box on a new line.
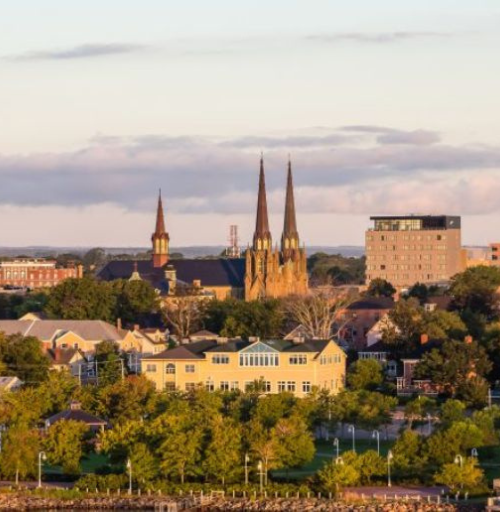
xmin=98 ymin=157 xmax=308 ymax=300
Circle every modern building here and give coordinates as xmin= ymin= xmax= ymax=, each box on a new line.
xmin=141 ymin=337 xmax=346 ymax=397
xmin=98 ymin=157 xmax=309 ymax=300
xmin=365 ymin=215 xmax=463 ymax=288
xmin=490 ymin=243 xmax=500 ymax=267
xmin=0 ymin=259 xmax=83 ymax=289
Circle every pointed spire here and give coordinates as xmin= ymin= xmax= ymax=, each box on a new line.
xmin=253 ymin=155 xmax=272 ymax=250
xmin=281 ymin=158 xmax=299 ymax=259
xmin=155 ymin=189 xmax=166 ymax=235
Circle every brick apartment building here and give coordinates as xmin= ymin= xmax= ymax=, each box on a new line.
xmin=365 ymin=215 xmax=463 ymax=289
xmin=0 ymin=259 xmax=83 ymax=289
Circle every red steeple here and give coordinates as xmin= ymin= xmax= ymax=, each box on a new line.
xmin=281 ymin=158 xmax=299 ymax=259
xmin=253 ymin=155 xmax=272 ymax=251
xmin=152 ymin=190 xmax=169 ymax=268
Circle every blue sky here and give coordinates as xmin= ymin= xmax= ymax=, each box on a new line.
xmin=1 ymin=1 xmax=500 ymax=247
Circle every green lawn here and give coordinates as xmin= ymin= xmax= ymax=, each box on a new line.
xmin=44 ymin=452 xmax=111 ymax=477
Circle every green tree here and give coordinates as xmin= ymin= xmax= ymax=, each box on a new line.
xmin=382 ymin=298 xmax=424 ymax=354
xmin=392 ymin=430 xmax=426 ymax=476
xmin=347 ymin=359 xmax=384 ymax=391
xmin=317 ymin=459 xmax=360 ymax=494
xmin=365 ymin=278 xmax=396 ymax=298
xmin=422 ymin=310 xmax=468 ymax=341
xmin=111 ymin=279 xmax=158 ymax=324
xmin=439 ymin=399 xmax=466 ymax=429
xmin=203 ymin=415 xmax=242 ymax=485
xmin=0 ymin=426 xmax=40 ymax=484
xmin=0 ymin=333 xmax=50 ymax=384
xmin=45 ymin=277 xmax=116 ymax=320
xmin=129 ymin=442 xmax=159 ymax=487
xmin=404 ymin=396 xmax=436 ymax=430
xmin=44 ymin=420 xmax=88 ymax=475
xmin=95 ymin=340 xmax=124 ymax=387
xmin=274 ymin=415 xmax=315 ymax=470
xmin=434 ymin=458 xmax=486 ymax=493
xmin=82 ymin=248 xmax=107 ymax=272
xmin=355 ymin=391 xmax=397 ymax=433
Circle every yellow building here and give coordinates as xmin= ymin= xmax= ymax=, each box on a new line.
xmin=141 ymin=338 xmax=346 ymax=397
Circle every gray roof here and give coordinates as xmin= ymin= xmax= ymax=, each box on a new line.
xmin=0 ymin=320 xmax=124 ymax=342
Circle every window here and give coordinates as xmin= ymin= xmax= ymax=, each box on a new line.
xmin=302 ymin=381 xmax=311 ymax=393
xmin=164 ymin=382 xmax=176 ymax=392
xmin=205 ymin=380 xmax=214 ymax=392
xmin=220 ymin=381 xmax=229 ymax=391
xmin=146 ymin=364 xmax=157 ymax=373
xmin=264 ymin=381 xmax=272 ymax=393
xmin=245 ymin=381 xmax=254 ymax=391
xmin=289 ymin=355 xmax=307 ymax=365
xmin=185 ymin=382 xmax=196 ymax=391
xmin=166 ymin=363 xmax=176 ymax=374
xmin=287 ymin=381 xmax=296 ymax=392
xmin=277 ymin=381 xmax=286 ymax=392
xmin=185 ymin=364 xmax=195 ymax=373
xmin=73 ymin=343 xmax=79 ymax=349
xmin=212 ymin=355 xmax=229 ymax=364
xmin=239 ymin=353 xmax=279 ymax=366
xmin=230 ymin=381 xmax=239 ymax=390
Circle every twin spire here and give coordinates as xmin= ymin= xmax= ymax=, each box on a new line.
xmin=253 ymin=155 xmax=300 ymax=257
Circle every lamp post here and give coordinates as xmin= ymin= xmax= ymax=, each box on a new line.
xmin=454 ymin=455 xmax=463 ymax=468
xmin=257 ymin=461 xmax=264 ymax=494
xmin=0 ymin=424 xmax=6 ymax=453
xmin=387 ymin=450 xmax=393 ymax=488
xmin=426 ymin=413 xmax=432 ymax=435
xmin=335 ymin=456 xmax=344 ymax=465
xmin=244 ymin=453 xmax=250 ymax=485
xmin=471 ymin=448 xmax=478 ymax=459
xmin=37 ymin=451 xmax=46 ymax=489
xmin=347 ymin=424 xmax=356 ymax=453
xmin=333 ymin=438 xmax=340 ymax=459
xmin=126 ymin=458 xmax=132 ymax=495
xmin=372 ymin=430 xmax=380 ymax=456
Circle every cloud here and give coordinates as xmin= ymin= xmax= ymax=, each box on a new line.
xmin=8 ymin=43 xmax=147 ymax=61
xmin=307 ymin=31 xmax=451 ymax=44
xmin=1 ymin=128 xmax=500 ymax=217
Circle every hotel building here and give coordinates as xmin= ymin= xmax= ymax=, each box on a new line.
xmin=141 ymin=338 xmax=346 ymax=397
xmin=365 ymin=215 xmax=463 ymax=289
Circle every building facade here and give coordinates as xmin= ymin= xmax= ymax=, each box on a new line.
xmin=0 ymin=259 xmax=82 ymax=289
xmin=99 ymin=157 xmax=309 ymax=301
xmin=141 ymin=338 xmax=346 ymax=397
xmin=365 ymin=215 xmax=463 ymax=288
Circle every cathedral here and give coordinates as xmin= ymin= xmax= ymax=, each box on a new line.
xmin=98 ymin=157 xmax=308 ymax=300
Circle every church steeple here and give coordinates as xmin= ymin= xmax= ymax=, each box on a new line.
xmin=281 ymin=158 xmax=300 ymax=260
xmin=151 ymin=190 xmax=170 ymax=268
xmin=253 ymin=155 xmax=272 ymax=251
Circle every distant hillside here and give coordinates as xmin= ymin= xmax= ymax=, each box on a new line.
xmin=0 ymin=245 xmax=365 ymax=259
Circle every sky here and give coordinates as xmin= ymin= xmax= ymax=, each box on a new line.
xmin=1 ymin=0 xmax=500 ymax=248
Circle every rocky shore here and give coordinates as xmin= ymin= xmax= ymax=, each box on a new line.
xmin=0 ymin=493 xmax=471 ymax=511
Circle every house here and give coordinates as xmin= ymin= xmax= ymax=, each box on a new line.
xmin=0 ymin=376 xmax=23 ymax=392
xmin=47 ymin=348 xmax=87 ymax=378
xmin=44 ymin=401 xmax=108 ymax=433
xmin=338 ymin=297 xmax=395 ymax=350
xmin=358 ymin=340 xmax=398 ymax=378
xmin=189 ymin=330 xmax=219 ymax=342
xmin=141 ymin=337 xmax=346 ymax=397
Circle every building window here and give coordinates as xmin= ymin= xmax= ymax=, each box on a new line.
xmin=264 ymin=381 xmax=272 ymax=393
xmin=277 ymin=381 xmax=286 ymax=392
xmin=185 ymin=382 xmax=196 ymax=391
xmin=302 ymin=381 xmax=311 ymax=393
xmin=212 ymin=355 xmax=229 ymax=364
xmin=287 ymin=381 xmax=296 ymax=392
xmin=230 ymin=381 xmax=239 ymax=390
xmin=220 ymin=381 xmax=229 ymax=391
xmin=239 ymin=353 xmax=279 ymax=367
xmin=289 ymin=354 xmax=307 ymax=365
xmin=146 ymin=364 xmax=157 ymax=373
xmin=165 ymin=382 xmax=176 ymax=392
xmin=185 ymin=364 xmax=195 ymax=373
xmin=166 ymin=363 xmax=176 ymax=374
xmin=205 ymin=380 xmax=215 ymax=392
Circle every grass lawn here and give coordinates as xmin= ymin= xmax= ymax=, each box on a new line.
xmin=272 ymin=437 xmax=395 ymax=480
xmin=44 ymin=452 xmax=111 ymax=477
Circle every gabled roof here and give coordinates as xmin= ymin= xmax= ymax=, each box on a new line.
xmin=46 ymin=409 xmax=107 ymax=427
xmin=190 ymin=330 xmax=219 ymax=338
xmin=47 ymin=348 xmax=85 ymax=365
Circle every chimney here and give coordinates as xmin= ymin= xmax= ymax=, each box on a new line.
xmin=193 ymin=279 xmax=201 ymax=288
xmin=465 ymin=335 xmax=473 ymax=344
xmin=116 ymin=318 xmax=122 ymax=330
xmin=420 ymin=334 xmax=429 ymax=345
xmin=133 ymin=324 xmax=140 ymax=332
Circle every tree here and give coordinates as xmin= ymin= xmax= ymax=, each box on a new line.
xmin=0 ymin=333 xmax=50 ymax=384
xmin=391 ymin=430 xmax=426 ymax=476
xmin=202 ymin=415 xmax=242 ymax=485
xmin=273 ymin=415 xmax=315 ymax=470
xmin=317 ymin=459 xmax=360 ymax=494
xmin=347 ymin=359 xmax=384 ymax=391
xmin=382 ymin=298 xmax=424 ymax=354
xmin=355 ymin=391 xmax=397 ymax=433
xmin=0 ymin=426 xmax=40 ymax=484
xmin=422 ymin=310 xmax=468 ymax=341
xmin=111 ymin=279 xmax=158 ymax=324
xmin=94 ymin=340 xmax=124 ymax=387
xmin=353 ymin=450 xmax=386 ymax=484
xmin=434 ymin=458 xmax=486 ymax=493
xmin=404 ymin=396 xmax=436 ymax=430
xmin=45 ymin=277 xmax=116 ymax=321
xmin=285 ymin=294 xmax=346 ymax=339
xmin=163 ymin=297 xmax=205 ymax=339
xmin=129 ymin=442 xmax=159 ymax=487
xmin=439 ymin=399 xmax=466 ymax=429
xmin=44 ymin=419 xmax=88 ymax=475
xmin=82 ymin=248 xmax=107 ymax=272
xmin=365 ymin=278 xmax=396 ymax=298
xmin=247 ymin=418 xmax=282 ymax=482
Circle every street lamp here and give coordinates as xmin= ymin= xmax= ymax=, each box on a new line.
xmin=333 ymin=438 xmax=340 ymax=459
xmin=37 ymin=451 xmax=46 ymax=489
xmin=0 ymin=424 xmax=6 ymax=453
xmin=471 ymin=448 xmax=478 ymax=459
xmin=257 ymin=461 xmax=264 ymax=494
xmin=244 ymin=453 xmax=250 ymax=485
xmin=126 ymin=458 xmax=132 ymax=495
xmin=335 ymin=456 xmax=344 ymax=465
xmin=426 ymin=413 xmax=432 ymax=435
xmin=454 ymin=455 xmax=463 ymax=468
xmin=387 ymin=450 xmax=393 ymax=488
xmin=372 ymin=430 xmax=380 ymax=456
xmin=347 ymin=424 xmax=356 ymax=453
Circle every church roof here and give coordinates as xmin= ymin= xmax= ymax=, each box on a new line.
xmin=283 ymin=159 xmax=298 ymax=238
xmin=253 ymin=156 xmax=272 ymax=244
xmin=98 ymin=258 xmax=246 ymax=289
